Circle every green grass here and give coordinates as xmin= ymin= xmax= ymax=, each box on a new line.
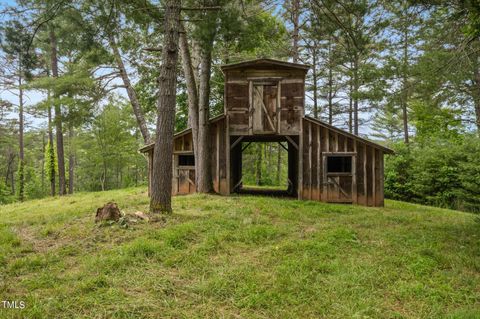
xmin=0 ymin=187 xmax=479 ymax=318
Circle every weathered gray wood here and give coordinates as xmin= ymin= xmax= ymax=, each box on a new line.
xmin=317 ymin=124 xmax=321 ymax=201
xmin=298 ymin=118 xmax=303 ymax=199
xmin=225 ymin=115 xmax=230 ymax=195
xmin=353 ymin=140 xmax=357 ymax=204
xmin=308 ymin=121 xmax=312 ymax=200
xmin=372 ymin=147 xmax=376 ymax=206
xmin=216 ymin=124 xmax=220 ymax=192
xmin=285 ymin=136 xmax=298 ymax=150
xmin=230 ymin=136 xmax=244 ymax=150
xmin=248 ymin=81 xmax=253 ymax=135
xmin=277 ymin=82 xmax=281 ymax=134
xmin=363 ymin=144 xmax=367 ymax=206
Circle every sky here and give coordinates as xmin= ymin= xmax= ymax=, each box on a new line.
xmin=0 ymin=0 xmax=381 ymax=138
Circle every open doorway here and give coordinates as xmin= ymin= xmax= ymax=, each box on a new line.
xmin=230 ymin=136 xmax=299 ymax=197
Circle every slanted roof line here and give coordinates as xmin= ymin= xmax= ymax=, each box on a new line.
xmin=139 ymin=114 xmax=226 ymax=153
xmin=220 ymin=58 xmax=310 ymax=72
xmin=303 ymin=116 xmax=394 ymax=154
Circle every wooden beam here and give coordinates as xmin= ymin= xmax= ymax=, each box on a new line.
xmin=248 ymin=81 xmax=253 ymax=135
xmin=379 ymin=152 xmax=384 ymax=206
xmin=317 ymin=123 xmax=321 ymax=201
xmin=226 ymin=114 xmax=231 ymax=194
xmin=298 ymin=119 xmax=303 ymax=199
xmin=233 ymin=178 xmax=242 ymax=191
xmin=230 ymin=136 xmax=243 ymax=150
xmin=254 ymin=88 xmax=276 ymax=131
xmin=285 ymin=136 xmax=298 ymax=150
xmin=372 ymin=147 xmax=376 ymax=206
xmin=241 ymin=142 xmax=252 ymax=152
xmin=277 ymin=81 xmax=281 ymax=134
xmin=308 ymin=121 xmax=312 ymax=200
xmin=364 ymin=145 xmax=367 ymax=206
xmin=216 ymin=124 xmax=220 ymax=192
xmin=278 ymin=142 xmax=288 ymax=152
xmin=353 ymin=140 xmax=357 ymax=204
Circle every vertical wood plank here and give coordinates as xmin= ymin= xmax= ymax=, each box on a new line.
xmin=326 ymin=128 xmax=330 ymax=154
xmin=335 ymin=132 xmax=338 ymax=152
xmin=226 ymin=115 xmax=231 ymax=194
xmin=379 ymin=152 xmax=384 ymax=206
xmin=372 ymin=147 xmax=376 ymax=206
xmin=298 ymin=119 xmax=304 ymax=199
xmin=353 ymin=140 xmax=357 ymax=204
xmin=216 ymin=123 xmax=220 ymax=192
xmin=248 ymin=81 xmax=253 ymax=135
xmin=148 ymin=151 xmax=153 ymax=196
xmin=363 ymin=144 xmax=367 ymax=206
xmin=277 ymin=81 xmax=281 ymax=134
xmin=317 ymin=123 xmax=321 ymax=201
xmin=308 ymin=121 xmax=312 ymax=200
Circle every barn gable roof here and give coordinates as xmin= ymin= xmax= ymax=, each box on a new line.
xmin=220 ymin=58 xmax=310 ymax=73
xmin=304 ymin=116 xmax=394 ymax=154
xmin=139 ymin=114 xmax=226 ymax=153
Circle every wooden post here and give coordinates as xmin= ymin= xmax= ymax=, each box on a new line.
xmin=363 ymin=145 xmax=368 ymax=206
xmin=317 ymin=123 xmax=321 ymax=201
xmin=148 ymin=151 xmax=153 ymax=196
xmin=372 ymin=147 xmax=376 ymax=206
xmin=277 ymin=81 xmax=282 ymax=134
xmin=298 ymin=119 xmax=303 ymax=199
xmin=353 ymin=140 xmax=357 ymax=204
xmin=216 ymin=124 xmax=220 ymax=192
xmin=248 ymin=81 xmax=253 ymax=135
xmin=308 ymin=121 xmax=312 ymax=200
xmin=379 ymin=152 xmax=384 ymax=206
xmin=226 ymin=115 xmax=231 ymax=194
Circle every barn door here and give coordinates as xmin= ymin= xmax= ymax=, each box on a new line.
xmin=252 ymin=83 xmax=277 ymax=133
xmin=323 ymin=154 xmax=355 ymax=203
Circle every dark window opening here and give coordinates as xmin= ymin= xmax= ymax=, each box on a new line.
xmin=327 ymin=156 xmax=352 ymax=173
xmin=179 ymin=154 xmax=195 ymax=166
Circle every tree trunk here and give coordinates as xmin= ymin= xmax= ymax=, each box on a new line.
xmin=108 ymin=34 xmax=151 ymax=143
xmin=50 ymin=27 xmax=66 ymax=196
xmin=349 ymin=70 xmax=353 ymax=133
xmin=150 ymin=0 xmax=181 ymax=214
xmin=469 ymin=40 xmax=480 ymax=135
xmin=196 ymin=43 xmax=214 ymax=193
xmin=291 ymin=0 xmax=300 ymax=63
xmin=312 ymin=42 xmax=319 ymax=118
xmin=179 ymin=22 xmax=200 ymax=183
xmin=473 ymin=66 xmax=480 ymax=134
xmin=353 ymin=53 xmax=359 ymax=135
xmin=47 ymin=96 xmax=55 ymax=197
xmin=18 ymin=61 xmax=25 ymax=202
xmin=68 ymin=125 xmax=74 ymax=194
xmin=5 ymin=150 xmax=15 ymax=195
xmin=328 ymin=39 xmax=334 ymax=125
xmin=402 ymin=25 xmax=409 ymax=144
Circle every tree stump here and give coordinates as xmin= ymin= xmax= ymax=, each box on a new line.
xmin=95 ymin=202 xmax=122 ymax=223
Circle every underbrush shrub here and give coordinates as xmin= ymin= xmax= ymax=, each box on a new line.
xmin=385 ymin=136 xmax=480 ymax=213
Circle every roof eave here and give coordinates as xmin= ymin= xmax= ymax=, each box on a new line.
xmin=304 ymin=116 xmax=395 ymax=154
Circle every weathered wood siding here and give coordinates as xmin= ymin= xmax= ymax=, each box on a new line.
xmin=225 ymin=67 xmax=305 ymax=136
xmin=210 ymin=117 xmax=229 ymax=195
xmin=170 ymin=118 xmax=229 ymax=196
xmin=300 ymin=118 xmax=386 ymax=207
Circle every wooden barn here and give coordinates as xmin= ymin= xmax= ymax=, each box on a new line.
xmin=140 ymin=59 xmax=393 ymax=207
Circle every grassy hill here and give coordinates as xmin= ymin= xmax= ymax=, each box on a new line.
xmin=0 ymin=188 xmax=479 ymax=318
